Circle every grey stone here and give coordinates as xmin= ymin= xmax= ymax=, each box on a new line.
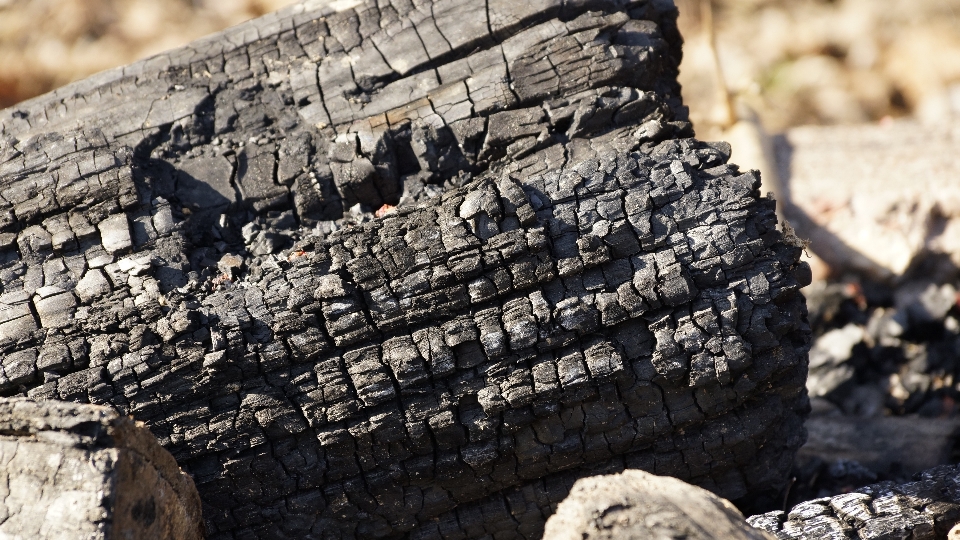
xmin=807 ymin=323 xmax=863 ymax=397
xmin=545 ymin=469 xmax=774 ymax=540
xmin=799 ymin=415 xmax=960 ymax=478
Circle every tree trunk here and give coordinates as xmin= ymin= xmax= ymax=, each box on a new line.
xmin=0 ymin=0 xmax=811 ymax=538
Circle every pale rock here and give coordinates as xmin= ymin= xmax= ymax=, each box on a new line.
xmin=0 ymin=398 xmax=204 ymax=540
xmin=777 ymin=120 xmax=960 ymax=280
xmin=544 ymin=469 xmax=775 ymax=540
xmin=806 ymin=323 xmax=863 ymax=397
xmin=217 ymin=253 xmax=244 ymax=277
xmin=800 ymin=414 xmax=960 ymax=478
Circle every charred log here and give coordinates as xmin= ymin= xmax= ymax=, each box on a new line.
xmin=0 ymin=0 xmax=810 ymax=538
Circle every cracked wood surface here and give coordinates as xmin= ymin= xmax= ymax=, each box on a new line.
xmin=0 ymin=0 xmax=811 ymax=538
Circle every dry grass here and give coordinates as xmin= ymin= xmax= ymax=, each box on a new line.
xmin=677 ymin=0 xmax=960 ymax=136
xmin=0 ymin=0 xmax=299 ymax=109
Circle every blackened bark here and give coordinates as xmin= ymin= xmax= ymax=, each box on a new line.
xmin=0 ymin=0 xmax=811 ymax=538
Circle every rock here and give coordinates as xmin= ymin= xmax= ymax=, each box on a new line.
xmin=775 ymin=120 xmax=960 ymax=281
xmin=544 ymin=469 xmax=775 ymax=540
xmin=836 ymin=384 xmax=885 ymax=417
xmin=216 ymin=253 xmax=244 ymax=277
xmin=799 ymin=414 xmax=960 ymax=477
xmin=0 ymin=398 xmax=203 ymax=540
xmin=248 ymin=230 xmax=284 ymax=256
xmin=895 ymin=280 xmax=957 ymax=327
xmin=806 ymin=323 xmax=864 ymax=397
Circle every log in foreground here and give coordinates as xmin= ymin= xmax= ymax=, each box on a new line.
xmin=0 ymin=0 xmax=811 ymax=538
xmin=0 ymin=397 xmax=203 ymax=539
xmin=543 ymin=465 xmax=960 ymax=540
xmin=543 ymin=469 xmax=774 ymax=540
xmin=748 ymin=464 xmax=960 ymax=540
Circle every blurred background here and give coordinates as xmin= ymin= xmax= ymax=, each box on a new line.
xmin=0 ymin=0 xmax=298 ymax=109
xmin=677 ymin=0 xmax=960 ymax=135
xmin=3 ymin=0 xmax=960 ymax=506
